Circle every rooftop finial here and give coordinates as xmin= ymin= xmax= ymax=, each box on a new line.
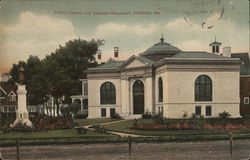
xmin=160 ymin=33 xmax=164 ymax=42
xmin=215 ymin=35 xmax=217 ymax=42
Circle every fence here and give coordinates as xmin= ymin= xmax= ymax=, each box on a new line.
xmin=1 ymin=132 xmax=250 ymax=160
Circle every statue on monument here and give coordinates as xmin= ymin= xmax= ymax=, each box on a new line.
xmin=18 ymin=64 xmax=25 ymax=85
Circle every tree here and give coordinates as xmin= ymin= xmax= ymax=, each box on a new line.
xmin=9 ymin=38 xmax=102 ymax=117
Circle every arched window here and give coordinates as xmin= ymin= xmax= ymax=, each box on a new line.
xmin=158 ymin=77 xmax=163 ymax=102
xmin=195 ymin=75 xmax=212 ymax=101
xmin=100 ymin=82 xmax=116 ymax=104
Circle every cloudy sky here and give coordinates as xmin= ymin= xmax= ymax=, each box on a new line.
xmin=0 ymin=0 xmax=249 ymax=72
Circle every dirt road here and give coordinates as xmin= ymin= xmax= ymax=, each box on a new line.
xmin=1 ymin=140 xmax=250 ymax=160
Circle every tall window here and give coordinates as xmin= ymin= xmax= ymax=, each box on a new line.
xmin=158 ymin=77 xmax=163 ymax=102
xmin=100 ymin=82 xmax=116 ymax=104
xmin=195 ymin=75 xmax=212 ymax=101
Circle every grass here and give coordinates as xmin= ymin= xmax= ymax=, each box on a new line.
xmin=74 ymin=118 xmax=119 ymax=126
xmin=0 ymin=128 xmax=118 ymax=146
xmin=102 ymin=119 xmax=250 ymax=136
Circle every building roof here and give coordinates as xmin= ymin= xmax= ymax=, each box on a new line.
xmin=231 ymin=53 xmax=249 ymax=63
xmin=0 ymin=82 xmax=17 ymax=95
xmin=209 ymin=41 xmax=222 ymax=46
xmin=172 ymin=51 xmax=230 ymax=59
xmin=139 ymin=36 xmax=181 ymax=60
xmin=88 ymin=60 xmax=125 ymax=70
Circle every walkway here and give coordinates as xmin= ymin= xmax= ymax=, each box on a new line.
xmin=82 ymin=119 xmax=148 ymax=137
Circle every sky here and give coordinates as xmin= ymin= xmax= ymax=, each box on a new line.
xmin=0 ymin=0 xmax=249 ymax=72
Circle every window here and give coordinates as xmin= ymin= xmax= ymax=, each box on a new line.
xmin=195 ymin=106 xmax=201 ymax=116
xmin=244 ymin=97 xmax=249 ymax=104
xmin=9 ymin=106 xmax=16 ymax=112
xmin=158 ymin=77 xmax=163 ymax=102
xmin=100 ymin=82 xmax=116 ymax=104
xmin=212 ymin=46 xmax=215 ymax=53
xmin=216 ymin=46 xmax=219 ymax=53
xmin=9 ymin=93 xmax=16 ymax=102
xmin=195 ymin=75 xmax=212 ymax=101
xmin=3 ymin=107 xmax=8 ymax=112
xmin=206 ymin=106 xmax=212 ymax=116
xmin=101 ymin=108 xmax=106 ymax=117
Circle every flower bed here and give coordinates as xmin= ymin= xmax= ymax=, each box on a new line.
xmin=10 ymin=116 xmax=73 ymax=132
xmin=133 ymin=118 xmax=250 ymax=131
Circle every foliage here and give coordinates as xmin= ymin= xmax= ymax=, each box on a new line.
xmin=0 ymin=117 xmax=15 ymax=133
xmin=73 ymin=113 xmax=88 ymax=119
xmin=30 ymin=115 xmax=73 ymax=131
xmin=91 ymin=125 xmax=107 ymax=133
xmin=152 ymin=114 xmax=165 ymax=124
xmin=111 ymin=113 xmax=121 ymax=119
xmin=8 ymin=38 xmax=103 ymax=108
xmin=142 ymin=112 xmax=153 ymax=119
xmin=11 ymin=122 xmax=33 ymax=132
xmin=75 ymin=127 xmax=88 ymax=134
xmin=219 ymin=111 xmax=231 ymax=119
xmin=60 ymin=103 xmax=81 ymax=118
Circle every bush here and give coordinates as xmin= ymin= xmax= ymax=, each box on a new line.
xmin=142 ymin=112 xmax=153 ymax=119
xmin=73 ymin=113 xmax=88 ymax=119
xmin=111 ymin=113 xmax=121 ymax=119
xmin=219 ymin=111 xmax=231 ymax=119
xmin=91 ymin=125 xmax=106 ymax=133
xmin=11 ymin=122 xmax=32 ymax=132
xmin=153 ymin=114 xmax=165 ymax=124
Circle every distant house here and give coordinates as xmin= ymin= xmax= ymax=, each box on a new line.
xmin=0 ymin=76 xmax=42 ymax=118
xmin=0 ymin=73 xmax=11 ymax=82
xmin=231 ymin=53 xmax=250 ymax=116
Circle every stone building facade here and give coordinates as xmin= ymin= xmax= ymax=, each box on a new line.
xmin=86 ymin=37 xmax=242 ymax=119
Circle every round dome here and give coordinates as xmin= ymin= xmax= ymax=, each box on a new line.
xmin=139 ymin=36 xmax=181 ymax=61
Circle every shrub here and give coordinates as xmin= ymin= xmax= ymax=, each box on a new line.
xmin=11 ymin=122 xmax=32 ymax=132
xmin=153 ymin=114 xmax=165 ymax=124
xmin=91 ymin=125 xmax=106 ymax=133
xmin=111 ymin=113 xmax=121 ymax=119
xmin=133 ymin=119 xmax=139 ymax=128
xmin=219 ymin=111 xmax=231 ymax=119
xmin=191 ymin=113 xmax=198 ymax=119
xmin=142 ymin=112 xmax=153 ymax=119
xmin=73 ymin=113 xmax=88 ymax=119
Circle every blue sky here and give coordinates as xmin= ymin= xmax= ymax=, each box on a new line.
xmin=0 ymin=0 xmax=249 ymax=72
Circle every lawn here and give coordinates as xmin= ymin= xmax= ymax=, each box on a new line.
xmin=74 ymin=118 xmax=119 ymax=126
xmin=102 ymin=119 xmax=250 ymax=136
xmin=0 ymin=117 xmax=121 ymax=146
xmin=0 ymin=128 xmax=119 ymax=146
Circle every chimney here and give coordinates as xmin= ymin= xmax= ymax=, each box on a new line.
xmin=223 ymin=47 xmax=231 ymax=57
xmin=97 ymin=49 xmax=102 ymax=64
xmin=114 ymin=47 xmax=119 ymax=61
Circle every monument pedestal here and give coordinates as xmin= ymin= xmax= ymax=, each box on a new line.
xmin=12 ymin=84 xmax=32 ymax=127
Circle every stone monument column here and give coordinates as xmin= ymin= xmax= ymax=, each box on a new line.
xmin=12 ymin=65 xmax=32 ymax=127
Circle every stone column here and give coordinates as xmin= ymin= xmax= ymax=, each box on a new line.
xmin=145 ymin=77 xmax=153 ymax=113
xmin=121 ymin=78 xmax=129 ymax=116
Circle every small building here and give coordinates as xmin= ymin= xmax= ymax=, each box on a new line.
xmin=86 ymin=36 xmax=242 ymax=119
xmin=231 ymin=53 xmax=250 ymax=116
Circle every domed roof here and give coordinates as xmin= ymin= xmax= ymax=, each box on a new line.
xmin=139 ymin=36 xmax=181 ymax=61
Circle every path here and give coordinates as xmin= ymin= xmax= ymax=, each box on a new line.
xmin=82 ymin=119 xmax=148 ymax=137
